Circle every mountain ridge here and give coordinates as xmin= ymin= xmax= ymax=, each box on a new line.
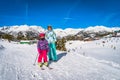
xmin=0 ymin=25 xmax=120 ymax=37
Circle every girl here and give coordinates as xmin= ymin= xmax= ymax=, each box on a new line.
xmin=37 ymin=33 xmax=49 ymax=69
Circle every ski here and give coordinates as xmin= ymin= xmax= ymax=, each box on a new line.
xmin=40 ymin=66 xmax=53 ymax=70
xmin=41 ymin=67 xmax=45 ymax=70
xmin=48 ymin=67 xmax=53 ymax=70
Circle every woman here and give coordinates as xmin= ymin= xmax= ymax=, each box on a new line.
xmin=45 ymin=25 xmax=57 ymax=61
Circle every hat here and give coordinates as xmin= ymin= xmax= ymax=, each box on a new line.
xmin=39 ymin=33 xmax=45 ymax=37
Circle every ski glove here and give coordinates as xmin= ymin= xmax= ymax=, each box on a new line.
xmin=37 ymin=48 xmax=41 ymax=54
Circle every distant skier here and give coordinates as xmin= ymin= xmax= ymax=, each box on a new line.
xmin=45 ymin=25 xmax=57 ymax=61
xmin=37 ymin=33 xmax=49 ymax=68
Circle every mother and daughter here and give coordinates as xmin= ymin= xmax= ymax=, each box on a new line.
xmin=37 ymin=25 xmax=57 ymax=69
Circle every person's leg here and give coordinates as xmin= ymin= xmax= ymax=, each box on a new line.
xmin=38 ymin=54 xmax=42 ymax=63
xmin=48 ymin=43 xmax=52 ymax=60
xmin=51 ymin=43 xmax=57 ymax=61
xmin=38 ymin=51 xmax=43 ymax=67
xmin=43 ymin=50 xmax=48 ymax=62
xmin=43 ymin=50 xmax=48 ymax=66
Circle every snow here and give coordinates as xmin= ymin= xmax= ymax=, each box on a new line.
xmin=84 ymin=26 xmax=112 ymax=32
xmin=54 ymin=29 xmax=67 ymax=37
xmin=0 ymin=37 xmax=120 ymax=80
xmin=64 ymin=28 xmax=83 ymax=34
xmin=9 ymin=25 xmax=45 ymax=33
xmin=10 ymin=25 xmax=30 ymax=32
xmin=117 ymin=33 xmax=120 ymax=36
xmin=66 ymin=37 xmax=120 ymax=68
xmin=54 ymin=28 xmax=83 ymax=37
xmin=84 ymin=26 xmax=120 ymax=33
xmin=0 ymin=25 xmax=45 ymax=33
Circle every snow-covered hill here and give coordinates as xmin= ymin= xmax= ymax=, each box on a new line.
xmin=0 ymin=37 xmax=120 ymax=80
xmin=66 ymin=37 xmax=120 ymax=64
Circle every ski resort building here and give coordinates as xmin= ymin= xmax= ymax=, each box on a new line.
xmin=20 ymin=40 xmax=37 ymax=44
xmin=20 ymin=40 xmax=31 ymax=44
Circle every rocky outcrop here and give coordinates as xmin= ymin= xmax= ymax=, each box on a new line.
xmin=56 ymin=38 xmax=67 ymax=51
xmin=0 ymin=45 xmax=4 ymax=50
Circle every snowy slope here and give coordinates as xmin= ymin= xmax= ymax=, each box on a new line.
xmin=0 ymin=38 xmax=120 ymax=80
xmin=66 ymin=37 xmax=120 ymax=68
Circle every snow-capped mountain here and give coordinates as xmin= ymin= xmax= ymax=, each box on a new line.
xmin=0 ymin=25 xmax=83 ymax=38
xmin=0 ymin=25 xmax=120 ymax=38
xmin=0 ymin=25 xmax=45 ymax=38
xmin=84 ymin=26 xmax=120 ymax=33
xmin=0 ymin=25 xmax=44 ymax=33
xmin=54 ymin=28 xmax=83 ymax=37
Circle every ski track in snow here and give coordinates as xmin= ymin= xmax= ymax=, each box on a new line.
xmin=0 ymin=39 xmax=120 ymax=80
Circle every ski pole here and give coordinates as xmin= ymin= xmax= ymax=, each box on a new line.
xmin=33 ymin=53 xmax=39 ymax=66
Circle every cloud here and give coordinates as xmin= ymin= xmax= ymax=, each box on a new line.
xmin=64 ymin=17 xmax=72 ymax=20
xmin=103 ymin=13 xmax=119 ymax=24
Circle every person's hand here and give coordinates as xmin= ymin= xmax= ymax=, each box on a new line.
xmin=37 ymin=48 xmax=41 ymax=54
xmin=54 ymin=39 xmax=57 ymax=42
xmin=55 ymin=41 xmax=57 ymax=45
xmin=47 ymin=49 xmax=49 ymax=53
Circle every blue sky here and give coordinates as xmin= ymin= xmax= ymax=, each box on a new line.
xmin=0 ymin=0 xmax=120 ymax=29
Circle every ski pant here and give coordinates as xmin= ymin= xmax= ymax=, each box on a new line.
xmin=38 ymin=50 xmax=48 ymax=63
xmin=48 ymin=42 xmax=57 ymax=61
